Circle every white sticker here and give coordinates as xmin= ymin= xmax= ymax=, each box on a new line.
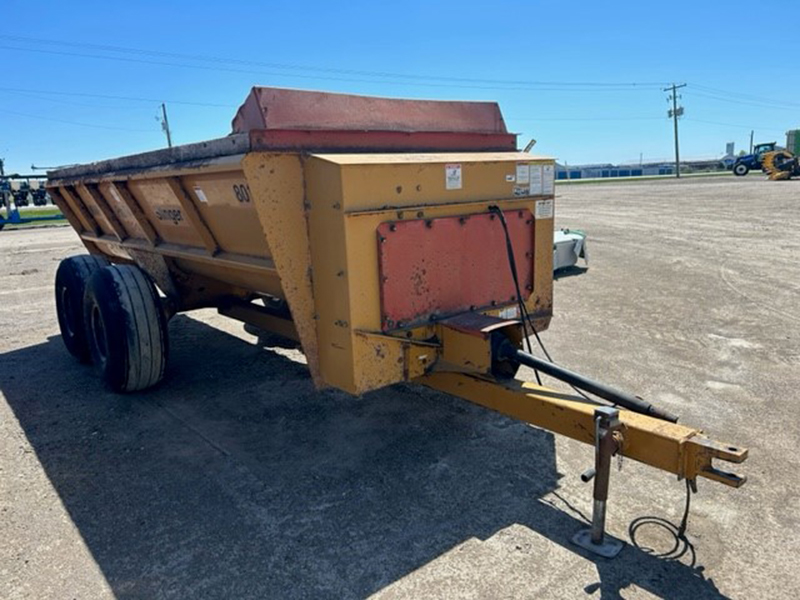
xmin=529 ymin=165 xmax=543 ymax=195
xmin=542 ymin=164 xmax=555 ymax=195
xmin=535 ymin=199 xmax=554 ymax=219
xmin=499 ymin=305 xmax=520 ymax=320
xmin=194 ymin=186 xmax=208 ymax=203
xmin=505 ymin=174 xmax=516 ymax=182
xmin=515 ymin=163 xmax=530 ymax=185
xmin=445 ymin=163 xmax=462 ymax=190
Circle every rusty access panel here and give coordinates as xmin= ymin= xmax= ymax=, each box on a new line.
xmin=378 ymin=210 xmax=533 ymax=330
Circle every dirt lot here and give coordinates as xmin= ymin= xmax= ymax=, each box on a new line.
xmin=1 ymin=176 xmax=798 ymax=599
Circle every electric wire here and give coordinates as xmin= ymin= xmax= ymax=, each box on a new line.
xmin=0 ymin=86 xmax=236 ymax=108
xmin=0 ymin=107 xmax=154 ymax=132
xmin=0 ymin=34 xmax=670 ymax=90
xmin=0 ymin=45 xmax=667 ymax=93
xmin=490 ymin=204 xmax=599 ymax=401
xmin=689 ymin=84 xmax=800 ymax=109
xmin=684 ymin=117 xmax=785 ymax=133
xmin=628 ymin=479 xmax=696 ymax=563
xmin=487 ymin=205 xmax=540 ymax=384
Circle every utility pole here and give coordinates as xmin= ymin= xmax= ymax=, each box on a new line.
xmin=664 ymin=83 xmax=686 ymax=178
xmin=749 ymin=130 xmax=754 ymax=154
xmin=160 ymin=103 xmax=173 ymax=148
xmin=0 ymin=159 xmax=6 ymax=210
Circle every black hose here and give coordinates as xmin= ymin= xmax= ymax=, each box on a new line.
xmin=499 ymin=341 xmax=679 ymax=422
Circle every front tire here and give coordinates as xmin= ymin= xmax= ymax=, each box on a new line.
xmin=55 ymin=255 xmax=110 ymax=362
xmin=733 ymin=163 xmax=749 ymax=176
xmin=83 ymin=265 xmax=168 ymax=392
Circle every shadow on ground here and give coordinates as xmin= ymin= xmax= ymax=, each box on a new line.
xmin=1 ymin=316 xmax=728 ymax=599
xmin=554 ymin=265 xmax=589 ymax=281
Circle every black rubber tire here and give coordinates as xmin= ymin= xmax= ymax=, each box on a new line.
xmin=733 ymin=163 xmax=749 ymax=176
xmin=55 ymin=255 xmax=110 ymax=362
xmin=83 ymin=265 xmax=168 ymax=392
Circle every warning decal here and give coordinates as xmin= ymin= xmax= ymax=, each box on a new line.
xmin=530 ymin=165 xmax=543 ymax=195
xmin=445 ymin=164 xmax=462 ymax=190
xmin=543 ymin=165 xmax=555 ymax=195
xmin=516 ymin=163 xmax=530 ymax=185
xmin=535 ymin=199 xmax=554 ymax=219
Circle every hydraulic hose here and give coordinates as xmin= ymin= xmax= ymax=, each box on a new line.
xmin=497 ymin=340 xmax=679 ymax=423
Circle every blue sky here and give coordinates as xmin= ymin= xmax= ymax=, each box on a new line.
xmin=1 ymin=0 xmax=797 ymax=174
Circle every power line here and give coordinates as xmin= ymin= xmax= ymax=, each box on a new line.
xmin=0 ymin=89 xmax=161 ymax=110
xmin=0 ymin=107 xmax=156 ymax=132
xmin=686 ymin=89 xmax=800 ymax=112
xmin=689 ymin=83 xmax=800 ymax=109
xmin=0 ymin=33 xmax=670 ymax=90
xmin=0 ymin=86 xmax=236 ymax=108
xmin=0 ymin=44 xmax=665 ymax=92
xmin=510 ymin=116 xmax=663 ymax=122
xmin=684 ymin=117 xmax=785 ymax=132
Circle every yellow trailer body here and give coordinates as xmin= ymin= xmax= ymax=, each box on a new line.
xmin=49 ymin=145 xmax=556 ymax=395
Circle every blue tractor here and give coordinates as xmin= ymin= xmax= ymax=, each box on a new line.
xmin=732 ymin=142 xmax=777 ymax=176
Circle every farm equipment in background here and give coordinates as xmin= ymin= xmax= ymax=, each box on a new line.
xmin=0 ymin=179 xmax=9 ymax=208
xmin=30 ymin=180 xmax=50 ymax=206
xmin=46 ymin=87 xmax=746 ymax=558
xmin=762 ymin=150 xmax=800 ymax=180
xmin=10 ymin=179 xmax=30 ymax=206
xmin=0 ymin=175 xmax=64 ymax=230
xmin=732 ymin=141 xmax=776 ymax=176
xmin=1 ymin=175 xmax=53 ymax=207
xmin=0 ymin=204 xmax=65 ymax=230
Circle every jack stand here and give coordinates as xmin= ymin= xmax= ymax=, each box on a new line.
xmin=571 ymin=406 xmax=625 ymax=558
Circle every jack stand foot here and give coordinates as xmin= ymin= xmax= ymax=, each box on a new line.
xmin=571 ymin=529 xmax=624 ymax=558
xmin=571 ymin=406 xmax=625 ymax=559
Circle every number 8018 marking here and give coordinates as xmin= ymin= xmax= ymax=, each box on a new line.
xmin=233 ymin=184 xmax=251 ymax=203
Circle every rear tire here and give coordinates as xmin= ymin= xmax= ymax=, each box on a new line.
xmin=733 ymin=163 xmax=749 ymax=176
xmin=55 ymin=255 xmax=110 ymax=362
xmin=83 ymin=265 xmax=168 ymax=392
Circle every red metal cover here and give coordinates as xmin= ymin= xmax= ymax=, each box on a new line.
xmin=233 ymin=87 xmax=508 ymax=134
xmin=377 ymin=210 xmax=533 ymax=330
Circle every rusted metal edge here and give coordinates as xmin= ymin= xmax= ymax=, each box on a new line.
xmin=47 ymin=154 xmax=247 ymax=187
xmin=342 ymin=195 xmax=554 ymax=217
xmin=439 ymin=313 xmax=521 ymax=337
xmin=47 ymin=135 xmax=251 ymax=181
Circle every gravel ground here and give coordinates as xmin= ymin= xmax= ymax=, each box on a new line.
xmin=1 ymin=176 xmax=798 ymax=599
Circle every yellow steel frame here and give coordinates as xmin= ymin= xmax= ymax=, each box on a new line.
xmin=422 ymin=372 xmax=747 ymax=487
